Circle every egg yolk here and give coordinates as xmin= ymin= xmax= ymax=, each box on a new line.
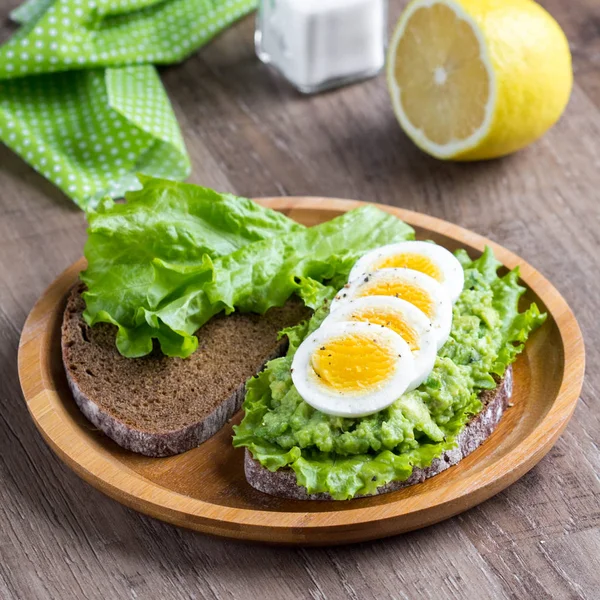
xmin=375 ymin=253 xmax=443 ymax=282
xmin=349 ymin=308 xmax=420 ymax=351
xmin=310 ymin=334 xmax=398 ymax=393
xmin=356 ymin=279 xmax=434 ymax=318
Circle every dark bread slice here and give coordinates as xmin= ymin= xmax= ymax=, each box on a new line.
xmin=62 ymin=284 xmax=311 ymax=457
xmin=244 ymin=365 xmax=513 ymax=500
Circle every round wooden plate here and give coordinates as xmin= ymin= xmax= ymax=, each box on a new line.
xmin=18 ymin=198 xmax=584 ymax=545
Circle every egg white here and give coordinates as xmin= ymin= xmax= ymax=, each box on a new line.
xmin=322 ymin=296 xmax=437 ymax=391
xmin=349 ymin=241 xmax=465 ymax=304
xmin=331 ymin=267 xmax=453 ymax=350
xmin=291 ymin=321 xmax=415 ymax=418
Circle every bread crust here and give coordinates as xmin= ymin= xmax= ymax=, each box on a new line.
xmin=243 ymin=365 xmax=513 ymax=500
xmin=61 ymin=285 xmax=301 ymax=457
xmin=65 ymin=369 xmax=249 ymax=458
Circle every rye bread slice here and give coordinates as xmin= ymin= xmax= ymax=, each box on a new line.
xmin=62 ymin=284 xmax=311 ymax=457
xmin=244 ymin=365 xmax=513 ymax=500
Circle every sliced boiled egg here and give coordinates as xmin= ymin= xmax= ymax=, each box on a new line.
xmin=322 ymin=296 xmax=437 ymax=391
xmin=291 ymin=321 xmax=415 ymax=417
xmin=349 ymin=241 xmax=465 ymax=304
xmin=331 ymin=268 xmax=452 ymax=349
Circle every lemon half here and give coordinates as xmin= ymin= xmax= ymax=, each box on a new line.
xmin=387 ymin=0 xmax=573 ymax=160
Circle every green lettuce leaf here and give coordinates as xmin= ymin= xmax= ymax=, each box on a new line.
xmin=81 ymin=177 xmax=415 ymax=357
xmin=233 ymin=246 xmax=547 ymax=500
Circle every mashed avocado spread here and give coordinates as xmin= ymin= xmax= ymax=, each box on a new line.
xmin=233 ymin=247 xmax=546 ymax=500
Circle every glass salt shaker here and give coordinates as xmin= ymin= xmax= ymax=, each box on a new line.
xmin=256 ymin=0 xmax=388 ymax=94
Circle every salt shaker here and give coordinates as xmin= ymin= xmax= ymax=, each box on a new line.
xmin=256 ymin=0 xmax=388 ymax=94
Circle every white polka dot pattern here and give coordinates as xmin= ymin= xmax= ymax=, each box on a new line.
xmin=0 ymin=66 xmax=191 ymax=208
xmin=1 ymin=0 xmax=257 ymax=77
xmin=10 ymin=0 xmax=55 ymax=25
xmin=0 ymin=0 xmax=256 ymax=208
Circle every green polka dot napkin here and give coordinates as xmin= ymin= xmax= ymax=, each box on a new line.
xmin=0 ymin=0 xmax=257 ymax=209
xmin=0 ymin=66 xmax=190 ymax=206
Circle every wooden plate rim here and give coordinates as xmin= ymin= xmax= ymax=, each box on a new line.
xmin=18 ymin=198 xmax=585 ymax=538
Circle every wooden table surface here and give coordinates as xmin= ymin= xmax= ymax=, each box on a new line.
xmin=1 ymin=1 xmax=599 ymax=598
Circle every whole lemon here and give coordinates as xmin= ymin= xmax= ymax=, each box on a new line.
xmin=387 ymin=0 xmax=573 ymax=160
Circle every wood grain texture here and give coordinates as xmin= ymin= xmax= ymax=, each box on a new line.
xmin=18 ymin=200 xmax=584 ymax=544
xmin=1 ymin=0 xmax=599 ymax=597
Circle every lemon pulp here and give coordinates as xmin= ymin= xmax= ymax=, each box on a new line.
xmin=392 ymin=3 xmax=490 ymax=149
xmin=387 ymin=0 xmax=572 ymax=160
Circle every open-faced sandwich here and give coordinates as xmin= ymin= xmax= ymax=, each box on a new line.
xmin=62 ymin=176 xmax=545 ymax=500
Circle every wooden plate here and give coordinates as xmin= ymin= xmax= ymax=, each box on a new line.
xmin=18 ymin=198 xmax=584 ymax=545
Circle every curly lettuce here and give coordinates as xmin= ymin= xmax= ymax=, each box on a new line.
xmin=81 ymin=176 xmax=414 ymax=357
xmin=233 ymin=247 xmax=546 ymax=500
